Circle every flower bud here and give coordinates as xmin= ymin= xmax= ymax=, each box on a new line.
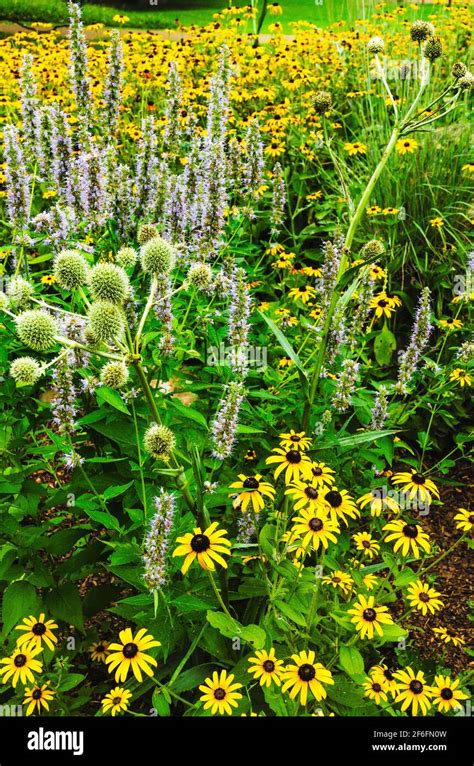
xmin=89 ymin=263 xmax=130 ymax=305
xmin=144 ymin=423 xmax=176 ymax=460
xmin=137 ymin=223 xmax=159 ymax=245
xmin=54 ymin=249 xmax=89 ymax=290
xmin=452 ymin=62 xmax=467 ymax=79
xmin=360 ymin=240 xmax=385 ymax=259
xmin=87 ymin=301 xmax=124 ymax=342
xmin=100 ymin=360 xmax=129 ymax=389
xmin=187 ymin=262 xmax=213 ymax=290
xmin=457 ymin=72 xmax=474 ymax=91
xmin=424 ymin=36 xmax=442 ymax=61
xmin=10 ymin=356 xmax=43 ymax=385
xmin=367 ymin=36 xmax=384 ymax=54
xmin=7 ymin=277 xmax=34 ymax=308
xmin=16 ymin=310 xmax=58 ymax=351
xmin=313 ymin=90 xmax=332 ymax=115
xmin=116 ymin=246 xmax=137 ymax=270
xmin=410 ymin=20 xmax=435 ymax=42
xmin=140 ymin=236 xmax=175 ymax=275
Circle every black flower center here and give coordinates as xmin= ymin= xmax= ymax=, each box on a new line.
xmin=332 ymin=576 xmax=341 ymax=583
xmin=243 ymin=477 xmax=259 ymax=490
xmin=263 ymin=660 xmax=275 ymax=673
xmin=469 ymin=515 xmax=474 ymax=524
xmin=403 ymin=524 xmax=418 ymax=539
xmin=312 ymin=467 xmax=323 ymax=476
xmin=14 ymin=654 xmax=27 ymax=668
xmin=325 ymin=490 xmax=342 ymax=508
xmin=409 ymin=680 xmax=423 ymax=694
xmin=191 ymin=534 xmax=210 ymax=553
xmin=214 ymin=688 xmax=226 ymax=700
xmin=441 ymin=688 xmax=453 ymax=700
xmin=309 ymin=517 xmax=323 ymax=531
xmin=286 ymin=450 xmax=302 ymax=464
xmin=96 ymin=645 xmax=105 ymax=653
xmin=378 ymin=300 xmax=388 ymax=308
xmin=411 ymin=473 xmax=426 ymax=485
xmin=362 ymin=540 xmax=371 ymax=548
xmin=122 ymin=642 xmax=138 ymax=659
xmin=372 ymin=683 xmax=382 ymax=693
xmin=363 ymin=608 xmax=377 ymax=622
xmin=298 ymin=663 xmax=316 ymax=682
xmin=419 ymin=593 xmax=430 ymax=602
xmin=32 ymin=689 xmax=42 ymax=700
xmin=384 ymin=670 xmax=394 ymax=681
xmin=112 ymin=696 xmax=122 ymax=705
xmin=32 ymin=622 xmax=46 ymax=636
xmin=290 ymin=434 xmax=301 ymax=442
xmin=305 ymin=487 xmax=319 ymax=500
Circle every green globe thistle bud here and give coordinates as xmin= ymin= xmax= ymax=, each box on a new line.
xmin=360 ymin=240 xmax=385 ymax=259
xmin=144 ymin=423 xmax=176 ymax=460
xmin=16 ymin=310 xmax=58 ymax=351
xmin=424 ymin=36 xmax=442 ymax=61
xmin=0 ymin=292 xmax=9 ymax=311
xmin=87 ymin=301 xmax=124 ymax=342
xmin=313 ymin=90 xmax=332 ymax=115
xmin=457 ymin=72 xmax=474 ymax=91
xmin=116 ymin=246 xmax=137 ymax=270
xmin=84 ymin=325 xmax=100 ymax=346
xmin=10 ymin=356 xmax=43 ymax=385
xmin=89 ymin=263 xmax=130 ymax=305
xmin=137 ymin=223 xmax=159 ymax=245
xmin=410 ymin=20 xmax=435 ymax=42
xmin=452 ymin=62 xmax=467 ymax=79
xmin=100 ymin=360 xmax=129 ymax=389
xmin=367 ymin=36 xmax=384 ymax=54
xmin=54 ymin=249 xmax=89 ymax=290
xmin=187 ymin=262 xmax=213 ymax=290
xmin=7 ymin=277 xmax=34 ymax=308
xmin=140 ymin=236 xmax=175 ymax=275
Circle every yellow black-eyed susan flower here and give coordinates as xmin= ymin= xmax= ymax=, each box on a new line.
xmin=247 ymin=648 xmax=284 ymax=687
xmin=383 ymin=519 xmax=431 ymax=558
xmin=393 ymin=668 xmax=432 ymax=716
xmin=363 ymin=677 xmax=388 ymax=705
xmin=362 ymin=573 xmax=379 ymax=591
xmin=432 ymin=626 xmax=465 ymax=647
xmin=450 ymin=368 xmax=472 ymax=387
xmin=105 ymin=628 xmax=160 ymax=683
xmin=430 ymin=217 xmax=444 ymax=229
xmin=322 ymin=487 xmax=360 ymax=525
xmin=0 ymin=646 xmax=43 ymax=687
xmin=309 ymin=461 xmax=335 ymax=488
xmin=369 ymin=293 xmax=396 ymax=319
xmin=453 ymin=508 xmax=473 ymax=532
xmin=383 ymin=207 xmax=399 ymax=215
xmin=396 ymin=137 xmax=419 ymax=155
xmin=366 ymin=205 xmax=382 ymax=215
xmin=101 ymin=687 xmax=132 ymax=716
xmin=89 ymin=641 xmax=110 ymax=663
xmin=344 ymin=141 xmax=367 ymax=156
xmin=369 ymin=264 xmax=386 ymax=280
xmin=229 ymin=474 xmax=275 ymax=513
xmin=288 ymin=285 xmax=316 ymax=304
xmin=290 ymin=508 xmax=340 ymax=551
xmin=357 ymin=488 xmax=400 ymax=516
xmin=348 ymin=594 xmax=394 ymax=640
xmin=266 ymin=447 xmax=313 ymax=484
xmin=322 ymin=570 xmax=354 ymax=594
xmin=173 ymin=522 xmax=231 ymax=573
xmin=278 ymin=429 xmax=312 ymax=451
xmin=23 ymin=683 xmax=55 ymax=716
xmin=199 ymin=669 xmax=243 ymax=715
xmin=40 ymin=274 xmax=57 ymax=285
xmin=244 ymin=449 xmax=257 ymax=462
xmin=438 ymin=317 xmax=463 ymax=330
xmin=15 ymin=614 xmax=58 ymax=652
xmin=352 ymin=531 xmax=380 ymax=560
xmin=391 ymin=469 xmax=439 ymax=503
xmin=285 ymin=479 xmax=325 ymax=511
xmin=406 ymin=579 xmax=444 ymax=616
xmin=370 ymin=665 xmax=398 ymax=696
xmin=281 ymin=650 xmax=334 ymax=705
xmin=431 ymin=675 xmax=468 ymax=714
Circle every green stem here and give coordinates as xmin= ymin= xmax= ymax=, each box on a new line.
xmin=208 ymin=571 xmax=233 ymax=619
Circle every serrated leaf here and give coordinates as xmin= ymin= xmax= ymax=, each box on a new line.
xmin=2 ymin=581 xmax=41 ymax=635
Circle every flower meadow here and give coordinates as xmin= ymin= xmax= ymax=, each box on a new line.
xmin=0 ymin=1 xmax=472 ymax=722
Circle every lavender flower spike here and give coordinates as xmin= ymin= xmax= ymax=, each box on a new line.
xmin=395 ymin=287 xmax=432 ymax=394
xmin=211 ymin=381 xmax=245 ymax=460
xmin=143 ymin=490 xmax=175 ymax=592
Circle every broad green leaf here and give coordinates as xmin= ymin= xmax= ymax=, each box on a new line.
xmin=339 ymin=645 xmax=365 ymax=677
xmin=152 ymin=687 xmax=171 ymax=716
xmin=2 ymin=581 xmax=41 ymax=635
xmin=172 ymin=664 xmax=215 ymax=693
xmin=172 ymin=594 xmax=215 ymax=613
xmin=103 ymin=481 xmax=134 ymax=500
xmin=168 ymin=397 xmax=208 ymax=429
xmin=95 ymin=386 xmax=130 ymax=414
xmin=44 ymin=584 xmax=84 ymax=633
xmin=274 ymin=599 xmax=307 ymax=627
xmin=374 ymin=324 xmax=397 ymax=366
xmin=258 ymin=310 xmax=307 ymax=385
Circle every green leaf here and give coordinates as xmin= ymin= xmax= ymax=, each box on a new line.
xmin=95 ymin=386 xmax=130 ymax=414
xmin=172 ymin=594 xmax=215 ymax=613
xmin=152 ymin=687 xmax=171 ymax=716
xmin=327 ymin=675 xmax=366 ymax=708
xmin=374 ymin=324 xmax=397 ymax=366
xmin=240 ymin=624 xmax=266 ymax=649
xmin=263 ymin=685 xmax=289 ymax=716
xmin=83 ymin=509 xmax=122 ymax=532
xmin=258 ymin=310 xmax=307 ymax=386
xmin=394 ymin=569 xmax=418 ymax=587
xmin=378 ymin=622 xmax=409 ymax=644
xmin=2 ymin=581 xmax=41 ymax=635
xmin=339 ymin=646 xmax=365 ymax=677
xmin=172 ymin=664 xmax=215 ymax=693
xmin=58 ymin=674 xmax=85 ymax=692
xmin=168 ymin=398 xmax=208 ymax=429
xmin=274 ymin=599 xmax=307 ymax=627
xmin=206 ymin=611 xmax=241 ymax=638
xmin=103 ymin=481 xmax=134 ymax=500
xmin=258 ymin=524 xmax=276 ymax=559
xmin=44 ymin=584 xmax=84 ymax=633
xmin=317 ymin=429 xmax=398 ymax=450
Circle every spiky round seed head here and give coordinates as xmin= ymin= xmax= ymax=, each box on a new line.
xmin=360 ymin=240 xmax=385 ymax=258
xmin=137 ymin=223 xmax=159 ymax=245
xmin=313 ymin=90 xmax=332 ymax=115
xmin=116 ymin=247 xmax=137 ymax=270
xmin=424 ymin=36 xmax=442 ymax=61
xmin=367 ymin=36 xmax=384 ymax=54
xmin=89 ymin=263 xmax=129 ymax=305
xmin=100 ymin=361 xmax=129 ymax=389
xmin=84 ymin=325 xmax=100 ymax=346
xmin=87 ymin=301 xmax=124 ymax=342
xmin=7 ymin=277 xmax=34 ymax=308
xmin=0 ymin=292 xmax=9 ymax=311
xmin=10 ymin=356 xmax=43 ymax=385
xmin=16 ymin=310 xmax=57 ymax=351
xmin=452 ymin=62 xmax=467 ymax=79
xmin=144 ymin=423 xmax=176 ymax=460
xmin=187 ymin=262 xmax=213 ymax=290
xmin=410 ymin=20 xmax=435 ymax=42
xmin=54 ymin=249 xmax=89 ymax=290
xmin=457 ymin=72 xmax=474 ymax=91
xmin=140 ymin=237 xmax=175 ymax=275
